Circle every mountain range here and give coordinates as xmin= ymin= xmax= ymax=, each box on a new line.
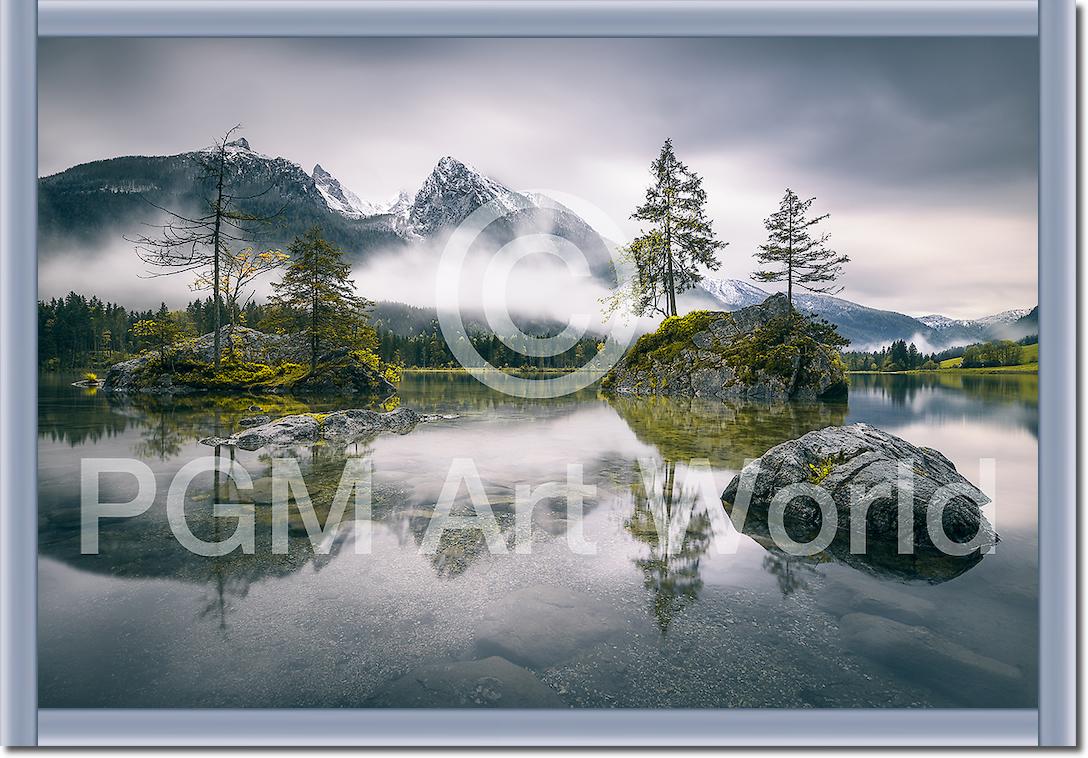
xmin=693 ymin=278 xmax=1037 ymax=350
xmin=39 ymin=138 xmax=1036 ymax=350
xmin=38 ymin=138 xmax=612 ymax=273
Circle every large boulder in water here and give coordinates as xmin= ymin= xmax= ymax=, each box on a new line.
xmin=601 ymin=294 xmax=847 ymax=402
xmin=721 ymin=422 xmax=997 ymax=556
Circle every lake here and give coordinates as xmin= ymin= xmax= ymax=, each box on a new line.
xmin=37 ymin=371 xmax=1038 ymax=708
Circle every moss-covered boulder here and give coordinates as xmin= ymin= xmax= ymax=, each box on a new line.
xmin=102 ymin=325 xmax=396 ymax=397
xmin=721 ymin=422 xmax=998 ymax=557
xmin=601 ymin=294 xmax=848 ymax=402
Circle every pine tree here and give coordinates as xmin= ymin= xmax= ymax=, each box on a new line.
xmin=131 ymin=303 xmax=194 ymax=369
xmin=267 ymin=227 xmax=373 ymax=371
xmin=129 ymin=126 xmax=281 ymax=368
xmin=752 ymin=189 xmax=848 ymax=309
xmin=627 ymin=139 xmax=726 ymax=318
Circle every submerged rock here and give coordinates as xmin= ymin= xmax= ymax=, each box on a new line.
xmin=721 ymin=422 xmax=997 ymax=557
xmin=367 ymin=656 xmax=565 ymax=708
xmin=601 ymin=295 xmax=847 ymax=402
xmin=838 ymin=613 xmax=1021 ymax=702
xmin=234 ymin=414 xmax=322 ymax=450
xmin=474 ymin=585 xmax=624 ymax=668
xmin=202 ymin=407 xmax=431 ymax=450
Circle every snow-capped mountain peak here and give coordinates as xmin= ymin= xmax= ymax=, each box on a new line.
xmin=312 ymin=163 xmax=384 ymax=218
xmin=972 ymin=308 xmax=1032 ymax=328
xmin=919 ymin=308 xmax=1031 ymax=332
xmin=384 ymin=190 xmax=413 ymax=218
xmin=918 ymin=314 xmax=962 ymax=330
xmin=698 ymin=278 xmax=770 ymax=309
xmin=407 ymin=155 xmax=532 ymax=236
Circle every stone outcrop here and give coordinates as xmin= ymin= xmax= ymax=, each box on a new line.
xmin=601 ymin=295 xmax=847 ymax=402
xmin=721 ymin=422 xmax=997 ymax=555
xmin=198 ymin=407 xmax=457 ymax=450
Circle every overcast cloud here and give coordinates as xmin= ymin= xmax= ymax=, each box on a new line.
xmin=38 ymin=37 xmax=1038 ymax=319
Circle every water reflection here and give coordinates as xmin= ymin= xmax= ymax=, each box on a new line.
xmin=607 ymin=394 xmax=847 ymax=469
xmin=849 ymin=373 xmax=1038 ymax=437
xmin=624 ymin=461 xmax=713 ymax=633
xmin=724 ymin=495 xmax=987 ymax=586
xmin=37 ymin=371 xmax=1039 ymax=708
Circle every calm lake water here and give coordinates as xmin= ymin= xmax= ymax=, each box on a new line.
xmin=38 ymin=371 xmax=1038 ymax=708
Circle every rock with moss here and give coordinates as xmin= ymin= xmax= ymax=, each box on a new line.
xmin=206 ymin=407 xmax=427 ymax=450
xmin=721 ymin=422 xmax=998 ymax=554
xmin=601 ymin=294 xmax=848 ymax=402
xmin=102 ymin=324 xmax=396 ymax=397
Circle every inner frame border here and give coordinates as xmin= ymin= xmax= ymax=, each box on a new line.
xmin=1 ymin=0 xmax=1072 ymax=747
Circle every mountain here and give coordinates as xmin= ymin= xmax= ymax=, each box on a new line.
xmin=37 ymin=140 xmax=1031 ymax=349
xmin=406 ymin=156 xmax=532 ymax=237
xmin=988 ymin=306 xmax=1038 ymax=342
xmin=38 ymin=138 xmax=404 ymax=256
xmin=697 ymin=279 xmax=773 ymax=310
xmin=312 ymin=163 xmax=386 ymax=218
xmin=696 ymin=278 xmax=1036 ymax=350
xmin=922 ymin=306 xmax=1031 ymax=343
xmin=39 ymin=144 xmax=614 ymax=276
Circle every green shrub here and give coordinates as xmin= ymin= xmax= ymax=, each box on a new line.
xmin=807 ymin=452 xmax=849 ymax=484
xmin=602 ymin=310 xmax=716 ymax=389
xmin=721 ymin=312 xmax=848 ymax=387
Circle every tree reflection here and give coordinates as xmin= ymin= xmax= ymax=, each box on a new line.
xmin=625 ymin=460 xmax=713 ymax=635
xmin=760 ymin=552 xmax=821 ymax=597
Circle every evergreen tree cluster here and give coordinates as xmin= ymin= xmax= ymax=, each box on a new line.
xmin=39 ymin=293 xmax=154 ymax=370
xmin=374 ymin=328 xmax=602 ymax=371
xmin=843 ymin=335 xmax=1035 ymax=372
xmin=843 ymin=340 xmax=936 ymax=372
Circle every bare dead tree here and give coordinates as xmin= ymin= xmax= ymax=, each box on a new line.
xmin=127 ymin=126 xmax=284 ymax=368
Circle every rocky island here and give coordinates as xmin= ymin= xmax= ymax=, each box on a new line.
xmin=601 ymin=294 xmax=848 ymax=402
xmin=102 ymin=324 xmax=397 ymax=397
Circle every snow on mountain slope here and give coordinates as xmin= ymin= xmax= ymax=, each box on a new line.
xmin=697 ymin=278 xmax=770 ymax=309
xmin=920 ymin=308 xmax=1030 ymax=332
xmin=698 ymin=278 xmax=1036 ymax=349
xmin=699 ymin=279 xmax=934 ymax=348
xmin=973 ymin=308 xmax=1032 ymax=328
xmin=918 ymin=314 xmax=967 ymax=330
xmin=312 ymin=163 xmax=385 ymax=218
xmin=406 ymin=156 xmax=533 ymax=237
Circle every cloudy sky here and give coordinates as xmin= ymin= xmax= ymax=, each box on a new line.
xmin=39 ymin=37 xmax=1038 ymax=319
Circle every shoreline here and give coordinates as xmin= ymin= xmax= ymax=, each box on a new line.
xmin=849 ymin=366 xmax=1038 ymax=376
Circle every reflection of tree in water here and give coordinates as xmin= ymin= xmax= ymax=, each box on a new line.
xmin=40 ymin=437 xmax=374 ymax=630
xmin=607 ymin=394 xmax=847 ymax=469
xmin=760 ymin=551 xmax=820 ymax=597
xmin=851 ymin=373 xmax=1039 ymax=436
xmin=38 ymin=389 xmax=132 ymax=446
xmin=131 ymin=407 xmax=190 ymax=460
xmin=394 ymin=498 xmax=518 ymax=579
xmin=625 ymin=460 xmax=713 ymax=634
